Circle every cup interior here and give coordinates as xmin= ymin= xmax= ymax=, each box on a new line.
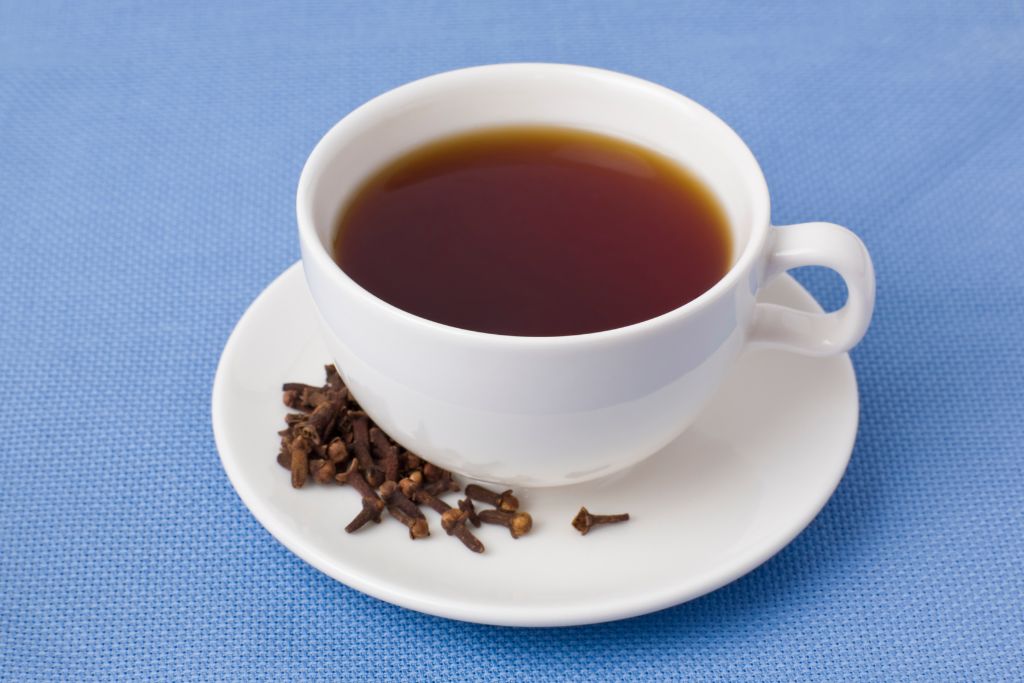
xmin=298 ymin=64 xmax=769 ymax=301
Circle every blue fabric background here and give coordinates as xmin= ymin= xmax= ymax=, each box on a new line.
xmin=2 ymin=1 xmax=1022 ymax=680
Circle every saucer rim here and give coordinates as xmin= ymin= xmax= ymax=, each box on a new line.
xmin=211 ymin=262 xmax=858 ymax=627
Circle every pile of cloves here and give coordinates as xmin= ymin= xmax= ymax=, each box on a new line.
xmin=276 ymin=365 xmax=539 ymax=553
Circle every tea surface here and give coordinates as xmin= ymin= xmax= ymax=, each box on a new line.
xmin=333 ymin=126 xmax=731 ymax=336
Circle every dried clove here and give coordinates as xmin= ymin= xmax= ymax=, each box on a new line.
xmin=478 ymin=509 xmax=532 ymax=538
xmin=281 ymin=383 xmax=318 ymax=411
xmin=284 ymin=382 xmax=347 ymax=413
xmin=350 ymin=413 xmax=382 ymax=487
xmin=443 ymin=510 xmax=485 ymax=554
xmin=370 ymin=427 xmax=400 ymax=483
xmin=398 ymin=471 xmax=422 ymax=499
xmin=420 ymin=474 xmax=459 ymax=497
xmin=418 ymin=463 xmax=459 ymax=495
xmin=401 ymin=452 xmax=422 ymax=474
xmin=333 ymin=458 xmax=357 ymax=485
xmin=308 ymin=458 xmax=336 ymax=484
xmin=413 ymin=488 xmax=447 ymax=515
xmin=326 ymin=438 xmax=349 ymax=465
xmin=277 ymin=413 xmax=307 ymax=446
xmin=338 ymin=461 xmax=385 ymax=533
xmin=289 ymin=435 xmax=312 ymax=488
xmin=379 ymin=481 xmax=429 ymax=539
xmin=276 ymin=446 xmax=291 ymax=471
xmin=299 ymin=400 xmax=342 ymax=443
xmin=277 ymin=364 xmax=589 ymax=555
xmin=571 ymin=507 xmax=630 ymax=535
xmin=284 ymin=412 xmax=308 ymax=427
xmin=464 ymin=484 xmax=519 ymax=512
xmin=422 ymin=462 xmax=445 ymax=481
xmin=457 ymin=497 xmax=481 ymax=528
xmin=415 ymin=490 xmax=485 ymax=553
xmin=324 ymin=364 xmax=344 ymax=392
xmin=346 ymin=497 xmax=386 ymax=534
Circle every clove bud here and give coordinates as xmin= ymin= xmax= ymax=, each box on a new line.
xmin=379 ymin=481 xmax=429 ymax=539
xmin=571 ymin=507 xmax=630 ymax=535
xmin=464 ymin=484 xmax=519 ymax=512
xmin=415 ymin=490 xmax=485 ymax=553
xmin=478 ymin=509 xmax=532 ymax=538
xmin=289 ymin=435 xmax=312 ymax=488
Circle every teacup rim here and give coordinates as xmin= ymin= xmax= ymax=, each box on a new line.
xmin=297 ymin=62 xmax=771 ymax=346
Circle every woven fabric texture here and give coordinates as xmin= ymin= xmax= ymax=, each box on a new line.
xmin=1 ymin=1 xmax=1022 ymax=680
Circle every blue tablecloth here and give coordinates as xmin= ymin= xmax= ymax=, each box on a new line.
xmin=2 ymin=2 xmax=1022 ymax=680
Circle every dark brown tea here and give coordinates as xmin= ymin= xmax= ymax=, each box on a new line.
xmin=332 ymin=126 xmax=732 ymax=336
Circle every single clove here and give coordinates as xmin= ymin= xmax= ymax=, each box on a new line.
xmin=369 ymin=427 xmax=400 ymax=483
xmin=324 ymin=364 xmax=344 ymax=392
xmin=350 ymin=413 xmax=382 ymax=487
xmin=276 ymin=441 xmax=292 ymax=470
xmin=478 ymin=509 xmax=533 ymax=538
xmin=346 ymin=497 xmax=385 ymax=534
xmin=442 ymin=510 xmax=484 ymax=554
xmin=281 ymin=386 xmax=313 ymax=412
xmin=289 ymin=435 xmax=312 ymax=488
xmin=415 ymin=490 xmax=485 ymax=553
xmin=379 ymin=481 xmax=429 ymax=539
xmin=284 ymin=381 xmax=348 ymax=413
xmin=464 ymin=484 xmax=519 ymax=512
xmin=337 ymin=461 xmax=385 ymax=533
xmin=571 ymin=507 xmax=630 ymax=535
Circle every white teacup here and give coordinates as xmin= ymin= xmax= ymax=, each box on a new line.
xmin=297 ymin=64 xmax=875 ymax=487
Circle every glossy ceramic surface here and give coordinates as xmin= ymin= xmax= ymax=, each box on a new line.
xmin=212 ymin=263 xmax=858 ymax=626
xmin=296 ymin=64 xmax=873 ymax=485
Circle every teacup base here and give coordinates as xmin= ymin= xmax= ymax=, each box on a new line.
xmin=212 ymin=262 xmax=858 ymax=626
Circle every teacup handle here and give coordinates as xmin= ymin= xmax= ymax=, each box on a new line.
xmin=749 ymin=222 xmax=875 ymax=356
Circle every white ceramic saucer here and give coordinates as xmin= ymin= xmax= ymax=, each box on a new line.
xmin=212 ymin=262 xmax=858 ymax=627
